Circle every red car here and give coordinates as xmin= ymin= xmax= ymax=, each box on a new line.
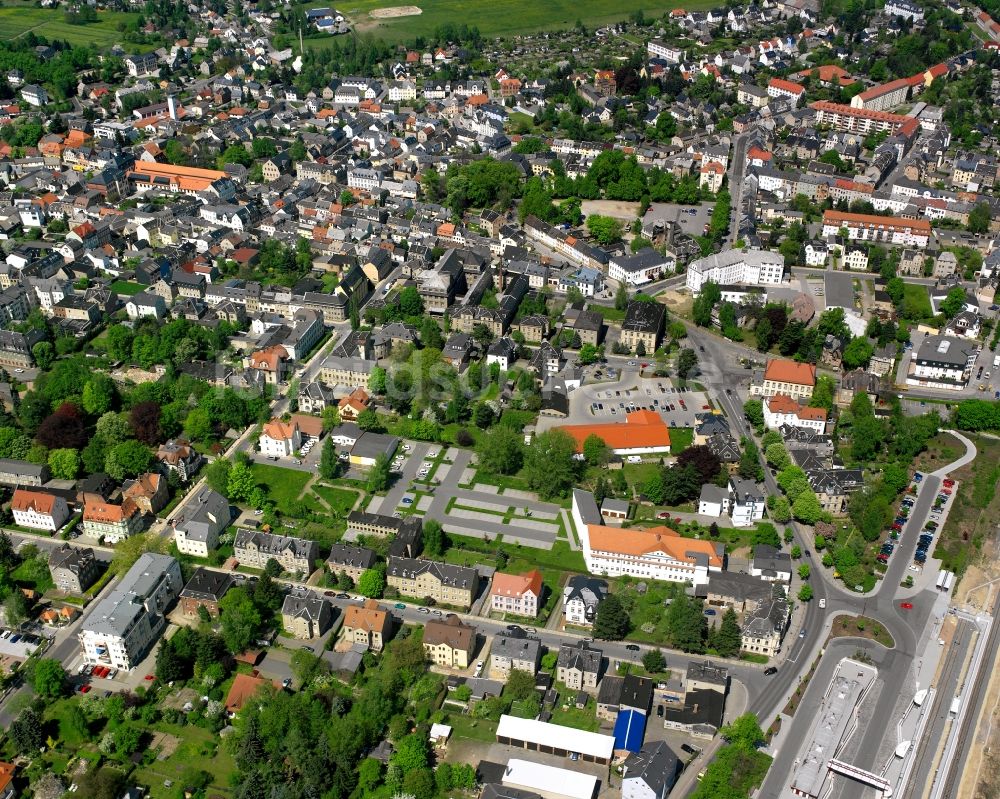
xmin=900 ymin=602 xmax=913 ymax=609
xmin=80 ymin=685 xmax=91 ymax=694
xmin=702 ymin=405 xmax=711 ymax=410
xmin=942 ymin=489 xmax=952 ymax=495
xmin=641 ymin=362 xmax=649 ymax=368
xmin=144 ymin=674 xmax=155 ymax=681
xmin=943 ymin=479 xmax=955 ymax=487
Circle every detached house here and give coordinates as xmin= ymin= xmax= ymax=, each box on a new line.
xmin=490 ymin=569 xmax=543 ymax=618
xmin=82 ymin=496 xmax=143 ymax=543
xmin=563 ymin=575 xmax=608 ymax=627
xmin=173 ymin=488 xmax=230 ymax=557
xmin=155 ymin=439 xmax=202 ymax=482
xmin=423 ymin=614 xmax=477 ymax=669
xmin=341 ymin=598 xmax=393 ymax=652
xmin=11 ymin=488 xmax=70 ymax=531
xmin=557 ymin=640 xmax=602 ymax=691
xmin=48 ymin=544 xmax=100 ymax=593
xmin=281 ymin=591 xmax=333 ymax=639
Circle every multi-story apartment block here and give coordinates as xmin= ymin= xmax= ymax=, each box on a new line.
xmin=750 ymin=359 xmax=817 ymax=400
xmin=341 ymin=599 xmax=393 ymax=652
xmin=179 ymin=568 xmax=234 ymax=618
xmin=685 ymin=248 xmax=785 ymax=295
xmin=762 ymin=394 xmax=828 ymax=433
xmin=326 ymin=543 xmax=378 ymax=583
xmin=82 ymin=496 xmax=143 ymax=544
xmin=557 ymin=640 xmax=602 ymax=690
xmin=821 ymin=210 xmax=931 ymax=248
xmin=386 ymin=557 xmax=478 ymax=609
xmin=281 ymin=591 xmax=333 ymax=639
xmin=48 ymin=544 xmax=100 ymax=593
xmin=619 ymin=300 xmax=665 ymax=355
xmin=489 ymin=632 xmax=541 ymax=679
xmin=79 ymin=553 xmax=182 ymax=670
xmin=234 ymin=529 xmax=320 ymax=575
xmin=906 ymin=334 xmax=979 ymax=390
xmin=173 ymin=488 xmax=230 ymax=557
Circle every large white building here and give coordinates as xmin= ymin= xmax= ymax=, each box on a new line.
xmin=173 ymin=488 xmax=231 ymax=557
xmin=609 ymin=249 xmax=672 ymax=286
xmin=821 ymin=210 xmax=931 ymax=248
xmin=685 ymin=248 xmax=784 ymax=294
xmin=259 ymin=418 xmax=301 ymax=458
xmin=79 ymin=553 xmax=182 ymax=670
xmin=572 ymin=490 xmax=723 ymax=588
xmin=906 ymin=335 xmax=979 ymax=390
xmin=762 ymin=394 xmax=828 ymax=433
xmin=11 ymin=489 xmax=70 ymax=531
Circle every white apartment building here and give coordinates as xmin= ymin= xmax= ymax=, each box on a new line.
xmin=259 ymin=418 xmax=301 ymax=458
xmin=762 ymin=394 xmax=828 ymax=433
xmin=685 ymin=248 xmax=785 ymax=294
xmin=79 ymin=553 xmax=182 ymax=670
xmin=906 ymin=334 xmax=979 ymax=390
xmin=11 ymin=489 xmax=70 ymax=531
xmin=647 ymin=39 xmax=683 ymax=62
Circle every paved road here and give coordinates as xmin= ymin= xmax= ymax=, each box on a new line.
xmin=728 ymin=132 xmax=752 ymax=243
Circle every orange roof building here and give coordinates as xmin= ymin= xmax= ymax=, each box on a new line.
xmin=557 ymin=409 xmax=671 ymax=455
xmin=225 ymin=673 xmax=270 ymax=715
xmin=127 ymin=161 xmax=228 ymax=195
xmin=821 ymin=209 xmax=931 ymax=247
xmin=573 ymin=489 xmax=723 ymax=585
xmin=11 ymin=488 xmax=70 ymax=531
xmin=763 ymin=393 xmax=828 ymax=433
xmin=0 ymin=762 xmax=15 ymax=799
xmin=490 ymin=569 xmax=543 ymax=618
xmin=755 ymin=359 xmax=817 ymax=400
xmin=795 ymin=64 xmax=856 ymax=86
xmin=82 ymin=495 xmax=143 ymax=543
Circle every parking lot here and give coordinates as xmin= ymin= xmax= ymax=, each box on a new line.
xmin=585 ymin=382 xmax=711 ymax=428
xmin=890 ymin=471 xmax=958 ymax=577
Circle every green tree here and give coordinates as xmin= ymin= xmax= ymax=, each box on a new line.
xmin=842 ymin=337 xmax=874 ymax=370
xmin=665 ymin=593 xmax=706 ymax=652
xmin=523 ymin=429 xmax=578 ymax=499
xmin=798 ymin=564 xmax=811 ymax=580
xmin=392 ymin=733 xmax=429 ymax=771
xmin=319 ymin=437 xmax=339 ymax=480
xmin=676 ymin=348 xmax=698 ymax=380
xmin=764 ymin=443 xmax=790 ymax=470
xmin=968 ymin=202 xmax=991 ymax=234
xmin=82 ymin=374 xmax=116 ymax=415
xmin=593 ymin=593 xmax=630 ymax=640
xmin=32 ymin=341 xmax=55 ymax=369
xmin=368 ymin=366 xmax=387 ymax=394
xmin=715 ymin=608 xmax=742 ymax=658
xmin=30 ymin=657 xmax=67 ymax=698
xmin=227 ymin=461 xmax=258 ymax=502
xmin=357 ymin=566 xmax=386 ymax=598
xmin=743 ymin=399 xmax=764 ymax=430
xmin=422 ymin=519 xmax=447 ymax=557
xmin=585 ymin=214 xmax=623 ymax=245
xmin=357 ymin=408 xmax=382 ymax=432
xmin=367 ymin=454 xmax=391 ymax=493
xmin=940 ymin=286 xmax=968 ymax=319
xmin=720 ymin=713 xmax=765 ymax=751
xmin=104 ymin=440 xmax=153 ymax=480
xmin=9 ymin=707 xmax=44 ymax=754
xmin=642 ymin=648 xmax=666 ymax=673
xmin=219 ymin=587 xmax=262 ymax=654
xmin=798 ymin=584 xmax=814 ymax=602
xmin=809 ymin=375 xmax=836 ymax=411
xmin=583 ymin=434 xmax=611 ymax=466
xmin=47 ymin=447 xmax=80 ymax=479
xmin=615 ymin=282 xmax=629 ymax=311
xmin=475 ymin=425 xmax=524 ymax=475
xmin=183 ymin=407 xmax=212 ymax=441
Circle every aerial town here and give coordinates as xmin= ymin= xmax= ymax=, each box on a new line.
xmin=0 ymin=1 xmax=999 ymax=799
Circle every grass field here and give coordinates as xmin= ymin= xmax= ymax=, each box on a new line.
xmin=0 ymin=4 xmax=140 ymax=48
xmin=325 ymin=0 xmax=714 ymax=42
xmin=901 ymin=282 xmax=933 ymax=320
xmin=249 ymin=463 xmax=311 ymax=514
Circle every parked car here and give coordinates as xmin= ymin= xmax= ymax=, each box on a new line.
xmin=763 ymin=667 xmax=778 ymax=676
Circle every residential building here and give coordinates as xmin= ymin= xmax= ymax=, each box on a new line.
xmin=609 ymin=249 xmax=672 ymax=286
xmin=597 ymin=673 xmax=653 ymax=721
xmin=821 ymin=210 xmax=931 ymax=248
xmin=749 ymin=545 xmax=793 ymax=583
xmin=386 ymin=557 xmax=478 ymax=609
xmin=326 ymin=543 xmax=378 ymax=583
xmin=490 ymin=631 xmax=541 ymax=679
xmin=563 ymin=575 xmax=608 ymax=627
xmin=621 ymin=741 xmax=681 ymax=799
xmin=557 ymin=640 xmax=602 ymax=690
xmin=48 ymin=544 xmax=100 ymax=593
xmin=423 ymin=614 xmax=476 ymax=668
xmin=750 ymin=358 xmax=816 ymax=400
xmin=155 ymin=439 xmax=202 ymax=482
xmin=234 ymin=529 xmax=319 ymax=574
xmin=685 ymin=249 xmax=784 ymax=294
xmin=179 ymin=568 xmax=234 ymax=618
xmin=82 ymin=496 xmax=143 ymax=543
xmin=767 ymin=77 xmax=806 ymax=107
xmin=259 ymin=417 xmax=302 ymax=458
xmin=741 ymin=592 xmax=789 ymax=657
xmin=619 ymin=300 xmax=665 ymax=354
xmin=11 ymin=488 xmax=69 ymax=531
xmin=0 ymin=762 xmax=14 ymax=799
xmin=79 ymin=553 xmax=182 ymax=670
xmin=281 ymin=590 xmax=333 ymax=639
xmin=173 ymin=488 xmax=230 ymax=557
xmin=762 ymin=394 xmax=827 ymax=433
xmin=728 ymin=478 xmax=766 ymax=527
xmin=574 ymin=489 xmax=723 ymax=585
xmin=850 ymin=78 xmax=911 ymax=112
xmin=906 ymin=334 xmax=978 ymax=390
xmin=810 ymin=101 xmax=918 ymax=137
xmin=341 ymin=599 xmax=393 ymax=652
xmin=490 ymin=569 xmax=543 ymax=617
xmin=557 ymin=410 xmax=671 ymax=456
xmin=123 ymin=473 xmax=169 ymax=515
xmin=0 ymin=459 xmax=49 ymax=486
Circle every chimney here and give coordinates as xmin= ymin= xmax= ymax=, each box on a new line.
xmin=167 ymin=95 xmax=178 ymax=121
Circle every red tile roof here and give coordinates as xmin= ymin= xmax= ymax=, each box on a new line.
xmin=558 ymin=410 xmax=671 ymax=453
xmin=763 ymin=359 xmax=817 ymax=387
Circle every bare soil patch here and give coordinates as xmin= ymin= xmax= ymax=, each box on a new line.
xmin=827 ymin=614 xmax=894 ymax=648
xmin=580 ymin=199 xmax=641 ymax=221
xmin=369 ymin=5 xmax=421 ymax=18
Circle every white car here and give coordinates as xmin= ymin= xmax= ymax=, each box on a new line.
xmin=818 ymin=599 xmax=826 ymax=609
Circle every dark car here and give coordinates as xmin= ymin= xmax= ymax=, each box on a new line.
xmin=625 ymin=644 xmax=640 ymax=651
xmin=763 ymin=666 xmax=778 ymax=676
xmin=681 ymin=743 xmax=700 ymax=755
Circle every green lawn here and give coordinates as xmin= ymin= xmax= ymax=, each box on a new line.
xmin=249 ymin=463 xmax=311 ymax=514
xmin=133 ymin=721 xmax=236 ymax=799
xmin=669 ymin=426 xmax=694 ymax=454
xmin=110 ymin=280 xmax=146 ymax=296
xmin=12 ymin=555 xmax=55 ymax=594
xmin=442 ymin=532 xmax=586 ymax=573
xmin=316 ymin=0 xmax=717 ymax=42
xmin=44 ymin=699 xmax=91 ymax=749
xmin=312 ymin=484 xmax=360 ymax=515
xmin=441 ymin=713 xmax=498 ymax=742
xmin=901 ymin=282 xmax=933 ymax=320
xmin=0 ymin=4 xmax=141 ymax=47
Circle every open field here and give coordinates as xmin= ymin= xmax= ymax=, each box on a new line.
xmin=333 ymin=0 xmax=716 ymax=41
xmin=0 ymin=4 xmax=140 ymax=47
